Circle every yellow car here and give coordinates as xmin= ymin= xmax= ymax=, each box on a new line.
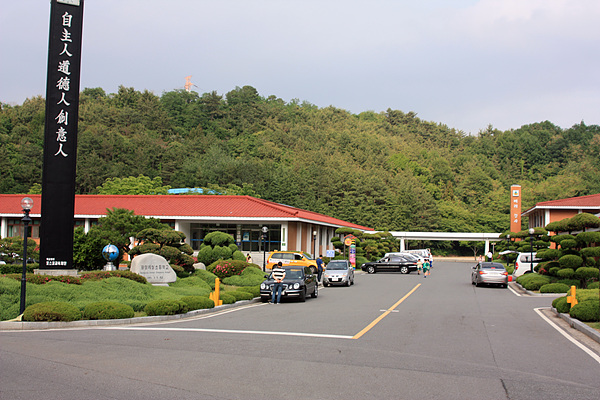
xmin=266 ymin=251 xmax=318 ymax=272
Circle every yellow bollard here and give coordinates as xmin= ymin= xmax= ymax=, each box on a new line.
xmin=566 ymin=285 xmax=578 ymax=308
xmin=209 ymin=278 xmax=223 ymax=306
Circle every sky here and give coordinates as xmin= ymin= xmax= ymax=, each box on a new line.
xmin=1 ymin=0 xmax=599 ymax=135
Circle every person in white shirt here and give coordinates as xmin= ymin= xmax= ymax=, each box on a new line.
xmin=271 ymin=262 xmax=286 ymax=304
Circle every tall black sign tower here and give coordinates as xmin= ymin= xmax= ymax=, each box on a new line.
xmin=39 ymin=0 xmax=85 ymax=270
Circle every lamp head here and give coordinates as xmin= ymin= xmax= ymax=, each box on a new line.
xmin=21 ymin=197 xmax=33 ymax=211
xmin=528 ymin=228 xmax=535 ymax=235
xmin=261 ymin=226 xmax=268 ymax=234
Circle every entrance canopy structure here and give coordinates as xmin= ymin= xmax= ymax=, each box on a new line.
xmin=365 ymin=231 xmax=503 ymax=255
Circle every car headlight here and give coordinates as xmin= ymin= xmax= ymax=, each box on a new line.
xmin=260 ymin=283 xmax=267 ymax=289
xmin=293 ymin=283 xmax=300 ymax=289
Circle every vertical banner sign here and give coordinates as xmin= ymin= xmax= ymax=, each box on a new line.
xmin=349 ymin=243 xmax=356 ymax=269
xmin=39 ymin=0 xmax=84 ymax=270
xmin=510 ymin=185 xmax=521 ymax=233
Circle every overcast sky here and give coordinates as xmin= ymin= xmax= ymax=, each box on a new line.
xmin=1 ymin=0 xmax=598 ymax=134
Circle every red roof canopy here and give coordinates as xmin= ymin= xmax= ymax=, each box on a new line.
xmin=0 ymin=194 xmax=371 ymax=230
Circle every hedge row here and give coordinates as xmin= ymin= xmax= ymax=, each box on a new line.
xmin=552 ymin=289 xmax=600 ymax=322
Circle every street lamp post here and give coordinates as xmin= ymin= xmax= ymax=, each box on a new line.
xmin=261 ymin=226 xmax=268 ymax=272
xmin=312 ymin=230 xmax=317 ymax=258
xmin=19 ymin=197 xmax=34 ymax=315
xmin=528 ymin=228 xmax=535 ymax=274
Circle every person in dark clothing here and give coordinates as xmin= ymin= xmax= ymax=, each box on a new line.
xmin=316 ymin=255 xmax=324 ymax=283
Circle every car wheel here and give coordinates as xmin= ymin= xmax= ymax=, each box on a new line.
xmin=400 ymin=266 xmax=409 ymax=274
xmin=475 ymin=280 xmax=481 ymax=287
xmin=366 ymin=266 xmax=375 ymax=274
xmin=261 ymin=296 xmax=269 ymax=303
xmin=323 ymin=281 xmax=329 ymax=287
xmin=311 ymin=284 xmax=318 ymax=298
xmin=299 ymin=288 xmax=306 ymax=302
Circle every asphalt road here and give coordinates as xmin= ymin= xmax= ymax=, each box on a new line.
xmin=1 ymin=261 xmax=599 ymax=400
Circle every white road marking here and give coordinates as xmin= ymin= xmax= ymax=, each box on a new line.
xmin=507 ymin=285 xmax=521 ymax=296
xmin=101 ymin=326 xmax=354 ymax=339
xmin=534 ymin=307 xmax=600 ymax=364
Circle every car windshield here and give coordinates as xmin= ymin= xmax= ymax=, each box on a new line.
xmin=302 ymin=252 xmax=314 ymax=260
xmin=327 ymin=262 xmax=348 ymax=270
xmin=285 ymin=269 xmax=303 ymax=279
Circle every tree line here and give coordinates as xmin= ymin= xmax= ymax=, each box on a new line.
xmin=2 ymin=85 xmax=599 ymax=253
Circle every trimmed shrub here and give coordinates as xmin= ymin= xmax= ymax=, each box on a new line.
xmin=539 ymin=283 xmax=570 ymax=293
xmin=552 ymin=296 xmax=570 ymax=314
xmin=556 ymin=268 xmax=575 ymax=279
xmin=82 ymin=301 xmax=134 ymax=320
xmin=569 ymin=300 xmax=600 ymax=322
xmin=219 ymin=292 xmax=236 ymax=305
xmin=180 ymin=296 xmax=214 ymax=310
xmin=516 ymin=274 xmax=551 ymax=291
xmin=192 ymin=269 xmax=219 ymax=289
xmin=169 ymin=276 xmax=212 ymax=291
xmin=559 ymin=239 xmax=577 ymax=249
xmin=236 ymin=285 xmax=260 ymax=298
xmin=170 ymin=264 xmax=188 ymax=278
xmin=23 ymin=301 xmax=82 ymax=322
xmin=587 ymin=282 xmax=599 ymax=289
xmin=549 ymin=267 xmax=560 ymax=276
xmin=557 ymin=279 xmax=580 ymax=288
xmin=222 ymin=266 xmax=266 ymax=286
xmin=580 ymin=246 xmax=600 ymax=258
xmin=226 ymin=290 xmax=254 ymax=302
xmin=576 ymin=232 xmax=600 ymax=246
xmin=0 ymin=264 xmax=36 ymax=274
xmin=144 ymin=299 xmax=189 ymax=316
xmin=536 ymin=248 xmax=560 ymax=260
xmin=575 ymin=267 xmax=599 ymax=281
xmin=558 ymin=255 xmax=583 ymax=269
xmin=79 ymin=270 xmax=147 ymax=284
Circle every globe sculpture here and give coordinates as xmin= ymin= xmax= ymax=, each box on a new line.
xmin=102 ymin=244 xmax=119 ymax=271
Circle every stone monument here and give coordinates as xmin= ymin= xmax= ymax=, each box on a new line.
xmin=130 ymin=253 xmax=177 ymax=285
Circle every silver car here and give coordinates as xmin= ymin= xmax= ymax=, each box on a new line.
xmin=323 ymin=260 xmax=354 ymax=287
xmin=471 ymin=262 xmax=508 ymax=288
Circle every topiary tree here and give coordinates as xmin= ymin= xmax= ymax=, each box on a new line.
xmin=558 ymin=254 xmax=583 ymax=270
xmin=130 ymin=228 xmax=195 ymax=272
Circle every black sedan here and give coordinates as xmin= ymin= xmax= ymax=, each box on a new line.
xmin=361 ymin=255 xmax=418 ymax=274
xmin=260 ymin=266 xmax=318 ymax=302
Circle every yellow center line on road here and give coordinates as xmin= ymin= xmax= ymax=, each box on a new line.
xmin=352 ymin=283 xmax=421 ymax=340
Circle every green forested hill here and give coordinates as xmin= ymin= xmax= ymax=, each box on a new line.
xmin=1 ymin=85 xmax=599 ymax=234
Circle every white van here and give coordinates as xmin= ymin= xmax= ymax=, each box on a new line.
xmin=405 ymin=249 xmax=431 ymax=262
xmin=512 ymin=252 xmax=541 ymax=277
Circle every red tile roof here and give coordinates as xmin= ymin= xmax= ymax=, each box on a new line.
xmin=0 ymin=194 xmax=371 ymax=230
xmin=533 ymin=193 xmax=600 ymax=208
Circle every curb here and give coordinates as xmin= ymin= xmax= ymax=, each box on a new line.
xmin=511 ymin=282 xmax=564 ymax=297
xmin=550 ymin=307 xmax=600 ymax=344
xmin=0 ymin=298 xmax=261 ymax=331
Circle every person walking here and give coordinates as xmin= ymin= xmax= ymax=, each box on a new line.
xmin=271 ymin=261 xmax=286 ymax=304
xmin=246 ymin=253 xmax=252 ymax=263
xmin=423 ymin=259 xmax=430 ymax=278
xmin=417 ymin=258 xmax=423 ymax=275
xmin=316 ymin=255 xmax=324 ymax=283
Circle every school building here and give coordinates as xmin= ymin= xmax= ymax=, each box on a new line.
xmin=0 ymin=194 xmax=371 ymax=258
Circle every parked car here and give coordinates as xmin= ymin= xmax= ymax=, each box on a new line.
xmin=471 ymin=262 xmax=508 ymax=288
xmin=323 ymin=260 xmax=354 ymax=287
xmin=512 ymin=252 xmax=541 ymax=277
xmin=361 ymin=255 xmax=418 ymax=274
xmin=265 ymin=251 xmax=318 ymax=272
xmin=404 ymin=249 xmax=431 ymax=262
xmin=260 ymin=266 xmax=318 ymax=302
xmin=384 ymin=252 xmax=422 ymax=262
